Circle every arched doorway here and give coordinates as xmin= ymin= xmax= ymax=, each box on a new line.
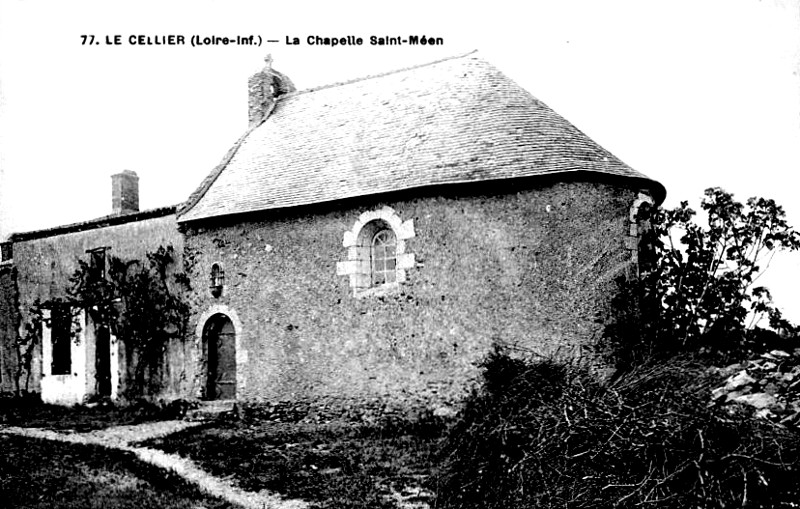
xmin=202 ymin=314 xmax=236 ymax=400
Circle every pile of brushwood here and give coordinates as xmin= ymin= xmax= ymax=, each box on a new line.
xmin=435 ymin=350 xmax=800 ymax=509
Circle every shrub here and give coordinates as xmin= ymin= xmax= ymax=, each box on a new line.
xmin=435 ymin=349 xmax=800 ymax=508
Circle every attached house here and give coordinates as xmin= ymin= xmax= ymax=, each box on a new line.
xmin=176 ymin=52 xmax=665 ymax=408
xmin=0 ymin=51 xmax=664 ymax=408
xmin=0 ymin=171 xmax=186 ymax=404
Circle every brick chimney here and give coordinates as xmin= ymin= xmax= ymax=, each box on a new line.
xmin=248 ymin=54 xmax=295 ymax=128
xmin=111 ymin=170 xmax=139 ymax=215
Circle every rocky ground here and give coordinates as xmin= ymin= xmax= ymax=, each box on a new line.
xmin=711 ymin=348 xmax=800 ymax=427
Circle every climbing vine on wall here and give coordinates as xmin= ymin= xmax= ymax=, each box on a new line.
xmin=13 ymin=300 xmax=42 ymax=396
xmin=68 ymin=244 xmax=191 ymax=397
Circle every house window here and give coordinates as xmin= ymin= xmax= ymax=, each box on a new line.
xmin=337 ymin=206 xmax=416 ymax=296
xmin=210 ymin=262 xmax=224 ymax=296
xmin=50 ymin=305 xmax=72 ymax=375
xmin=87 ymin=247 xmax=109 ymax=281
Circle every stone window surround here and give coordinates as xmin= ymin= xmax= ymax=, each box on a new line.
xmin=336 ymin=206 xmax=415 ymax=297
xmin=625 ymin=191 xmax=656 ymax=275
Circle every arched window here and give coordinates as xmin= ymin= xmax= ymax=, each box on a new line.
xmin=353 ymin=219 xmax=395 ymax=289
xmin=337 ymin=206 xmax=416 ymax=297
xmin=371 ymin=229 xmax=397 ymax=285
xmin=210 ymin=262 xmax=224 ymax=297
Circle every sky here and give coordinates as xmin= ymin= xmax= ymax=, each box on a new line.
xmin=1 ymin=0 xmax=799 ymax=319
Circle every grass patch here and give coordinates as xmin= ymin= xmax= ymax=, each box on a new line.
xmin=142 ymin=418 xmax=443 ymax=509
xmin=0 ymin=434 xmax=237 ymax=509
xmin=0 ymin=394 xmax=194 ymax=431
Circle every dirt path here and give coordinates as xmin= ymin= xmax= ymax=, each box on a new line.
xmin=0 ymin=421 xmax=309 ymax=509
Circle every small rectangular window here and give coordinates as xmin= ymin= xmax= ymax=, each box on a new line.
xmin=87 ymin=247 xmax=109 ymax=281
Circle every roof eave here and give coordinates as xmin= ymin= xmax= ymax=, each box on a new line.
xmin=9 ymin=205 xmax=178 ymax=242
xmin=177 ymin=170 xmax=666 ymax=224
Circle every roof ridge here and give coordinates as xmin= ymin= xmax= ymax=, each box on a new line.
xmin=279 ymin=49 xmax=479 ymax=100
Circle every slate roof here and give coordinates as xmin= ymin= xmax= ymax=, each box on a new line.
xmin=178 ymin=52 xmax=665 ymax=222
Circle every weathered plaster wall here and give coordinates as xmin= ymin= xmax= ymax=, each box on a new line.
xmin=184 ymin=179 xmax=641 ymax=408
xmin=13 ymin=214 xmax=187 ymax=398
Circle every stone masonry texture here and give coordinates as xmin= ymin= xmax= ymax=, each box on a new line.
xmin=183 ymin=178 xmax=640 ymax=408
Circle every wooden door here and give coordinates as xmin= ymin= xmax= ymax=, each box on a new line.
xmin=205 ymin=315 xmax=236 ymax=400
